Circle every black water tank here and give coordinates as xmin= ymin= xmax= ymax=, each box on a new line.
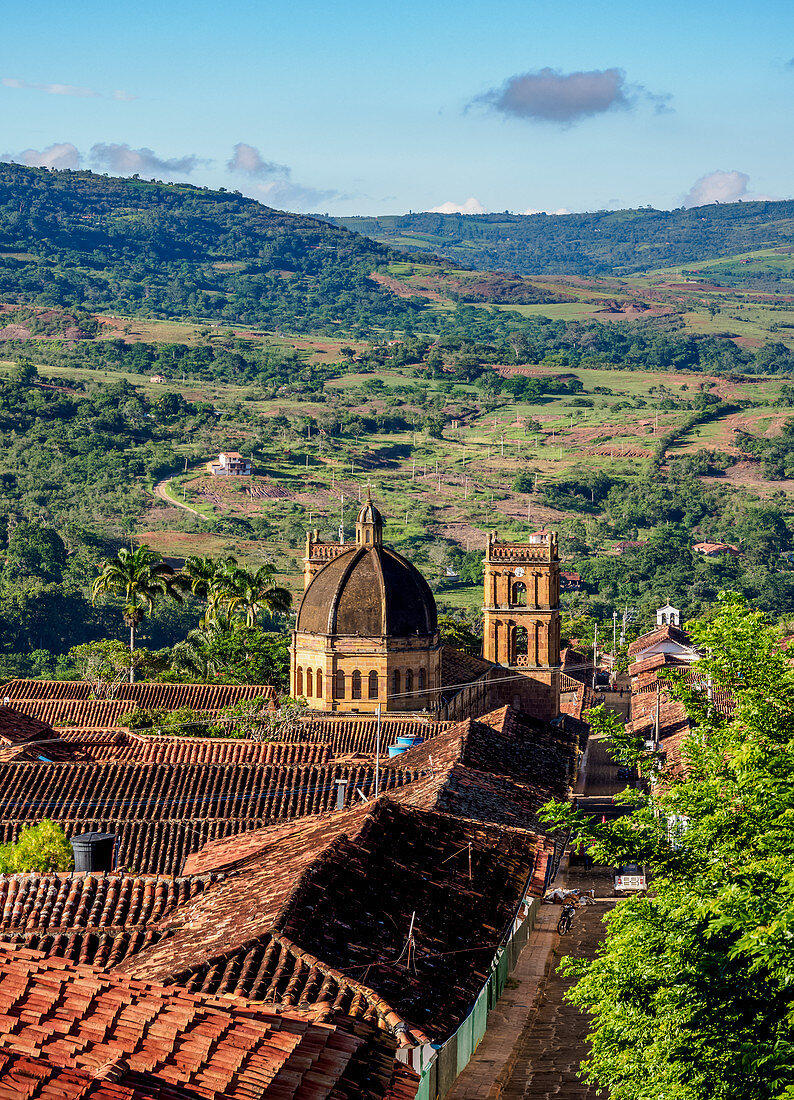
xmin=71 ymin=832 xmax=116 ymax=873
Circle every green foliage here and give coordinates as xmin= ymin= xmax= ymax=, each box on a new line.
xmin=67 ymin=639 xmax=165 ymax=696
xmin=92 ymin=546 xmax=182 ymax=660
xmin=541 ymin=594 xmax=794 ymax=1100
xmin=333 ymin=202 xmax=794 ymax=279
xmin=0 ymin=821 xmax=74 ymax=874
xmin=117 ymin=693 xmax=294 ymax=739
xmin=169 ymin=624 xmax=290 ymax=688
xmin=0 ymin=162 xmax=419 ymax=334
xmin=438 ymin=615 xmax=482 ymax=656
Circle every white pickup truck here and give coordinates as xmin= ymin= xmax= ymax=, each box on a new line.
xmin=614 ymin=865 xmax=647 ymax=893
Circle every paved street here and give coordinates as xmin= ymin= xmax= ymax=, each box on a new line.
xmin=447 ymin=727 xmax=623 ymax=1099
xmin=499 ymin=897 xmax=614 ymax=1099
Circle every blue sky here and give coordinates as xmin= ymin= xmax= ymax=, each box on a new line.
xmin=1 ymin=0 xmax=792 ymax=215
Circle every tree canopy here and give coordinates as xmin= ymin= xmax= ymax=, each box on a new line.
xmin=542 ymin=593 xmax=794 ymax=1100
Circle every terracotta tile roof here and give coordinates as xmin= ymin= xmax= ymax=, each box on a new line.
xmin=0 ymin=706 xmax=54 ymax=747
xmin=0 ymin=871 xmax=219 ymax=967
xmin=559 ymin=678 xmax=597 ymax=721
xmin=440 ymin=646 xmax=494 ymax=690
xmin=388 ymin=707 xmax=577 ymax=812
xmin=3 ymin=698 xmax=153 ymax=729
xmin=2 ymin=680 xmax=276 ymax=707
xmin=47 ymin=730 xmax=335 ymax=767
xmin=120 ymin=799 xmax=552 ymax=1043
xmin=629 ymin=652 xmax=691 ymax=679
xmin=629 ymin=699 xmax=693 ymax=776
xmin=0 ymin=944 xmax=416 ymax=1100
xmin=627 ymin=624 xmax=694 ymax=658
xmin=0 ymin=759 xmax=423 ymax=875
xmin=286 ymin=715 xmax=450 ymax=756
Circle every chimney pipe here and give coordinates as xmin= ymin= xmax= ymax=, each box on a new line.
xmin=334 ymin=779 xmax=347 ymax=810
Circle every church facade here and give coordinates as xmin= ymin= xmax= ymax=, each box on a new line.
xmin=291 ymin=498 xmax=561 ymax=718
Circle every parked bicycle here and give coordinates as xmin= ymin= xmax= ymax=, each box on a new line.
xmin=557 ymin=901 xmax=576 ymax=935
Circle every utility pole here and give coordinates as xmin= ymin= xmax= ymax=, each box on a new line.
xmin=612 ymin=610 xmax=617 ymax=655
xmin=339 ymin=495 xmax=345 ymax=544
xmin=375 ymin=701 xmax=381 ymax=798
xmin=592 ymin=622 xmax=598 ymax=690
xmin=655 ymin=681 xmax=661 ymax=750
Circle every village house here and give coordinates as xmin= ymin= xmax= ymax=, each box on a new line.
xmin=692 ymin=540 xmax=741 ymax=557
xmin=208 ymin=450 xmax=252 ymax=476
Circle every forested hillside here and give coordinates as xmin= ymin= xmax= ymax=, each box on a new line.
xmin=0 ymin=163 xmax=420 ymax=333
xmin=331 ymin=202 xmax=794 ymax=277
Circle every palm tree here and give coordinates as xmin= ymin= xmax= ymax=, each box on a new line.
xmin=181 ymin=554 xmax=238 ymax=599
xmin=181 ymin=555 xmax=238 ymax=627
xmin=91 ymin=546 xmax=182 ymax=681
xmin=216 ymin=563 xmax=291 ymax=627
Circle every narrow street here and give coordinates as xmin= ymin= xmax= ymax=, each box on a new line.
xmin=499 ymin=896 xmax=614 ymax=1100
xmin=448 ymin=727 xmax=622 ymax=1099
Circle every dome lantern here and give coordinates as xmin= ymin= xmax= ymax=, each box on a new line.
xmin=355 ymin=488 xmax=383 ymax=548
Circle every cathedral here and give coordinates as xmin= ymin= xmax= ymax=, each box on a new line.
xmin=290 ymin=495 xmax=560 ymax=719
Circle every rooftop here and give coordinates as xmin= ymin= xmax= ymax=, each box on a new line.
xmin=0 ymin=944 xmax=416 ymax=1100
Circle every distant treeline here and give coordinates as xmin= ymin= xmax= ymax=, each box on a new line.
xmin=331 ymin=202 xmax=794 ymax=277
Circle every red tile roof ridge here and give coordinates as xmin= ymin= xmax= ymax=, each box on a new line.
xmin=0 ymin=705 xmax=55 ymax=747
xmin=124 ymin=799 xmax=549 ymax=1043
xmin=627 ymin=623 xmax=693 ymax=657
xmin=0 ymin=943 xmax=414 ymax=1098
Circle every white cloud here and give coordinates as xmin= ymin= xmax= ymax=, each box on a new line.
xmin=682 ymin=169 xmax=781 ymax=208
xmin=2 ymin=76 xmax=135 ymax=100
xmin=1 ymin=143 xmax=81 ymax=169
xmin=89 ymin=142 xmax=204 ymax=176
xmin=112 ymin=89 xmax=138 ymax=102
xmin=253 ymin=179 xmax=344 ymax=212
xmin=227 ymin=142 xmax=288 ymax=179
xmin=428 ymin=196 xmax=487 ymax=214
xmin=521 ymin=206 xmax=571 ymax=215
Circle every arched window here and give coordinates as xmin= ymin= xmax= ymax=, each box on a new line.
xmin=365 ymin=530 xmax=371 ymax=543
xmin=296 ymin=667 xmax=304 ymax=695
xmin=515 ymin=626 xmax=529 ymax=658
xmin=405 ymin=669 xmax=414 ymax=693
xmin=352 ymin=670 xmax=362 ymax=700
xmin=316 ymin=669 xmax=323 ymax=697
xmin=418 ymin=668 xmax=426 ymax=690
xmin=368 ymin=670 xmax=378 ymax=699
xmin=306 ymin=668 xmax=313 ymax=697
xmin=335 ymin=670 xmax=345 ymax=699
xmin=513 ymin=581 xmax=527 ymax=606
xmin=392 ymin=669 xmax=401 ymax=696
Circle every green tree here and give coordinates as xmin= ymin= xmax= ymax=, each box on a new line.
xmin=3 ymin=523 xmax=67 ymax=583
xmin=66 ymin=639 xmax=164 ymax=697
xmin=170 ymin=625 xmax=290 ymax=688
xmin=91 ymin=546 xmax=182 ymax=679
xmin=214 ymin=563 xmax=291 ymax=628
xmin=0 ymin=820 xmax=74 ymax=874
xmin=542 ymin=593 xmax=794 ymax=1100
xmin=438 ymin=615 xmax=482 ymax=656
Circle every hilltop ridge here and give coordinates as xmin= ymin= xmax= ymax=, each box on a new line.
xmin=0 ymin=163 xmax=417 ymax=333
xmin=330 ymin=202 xmax=794 ymax=278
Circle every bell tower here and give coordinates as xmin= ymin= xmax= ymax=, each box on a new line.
xmin=482 ymin=530 xmax=561 ymax=720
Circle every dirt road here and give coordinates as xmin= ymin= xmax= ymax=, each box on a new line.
xmin=152 ymin=476 xmax=207 ymax=519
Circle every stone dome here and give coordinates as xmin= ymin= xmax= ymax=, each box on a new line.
xmin=296 ymin=546 xmax=438 ymax=638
